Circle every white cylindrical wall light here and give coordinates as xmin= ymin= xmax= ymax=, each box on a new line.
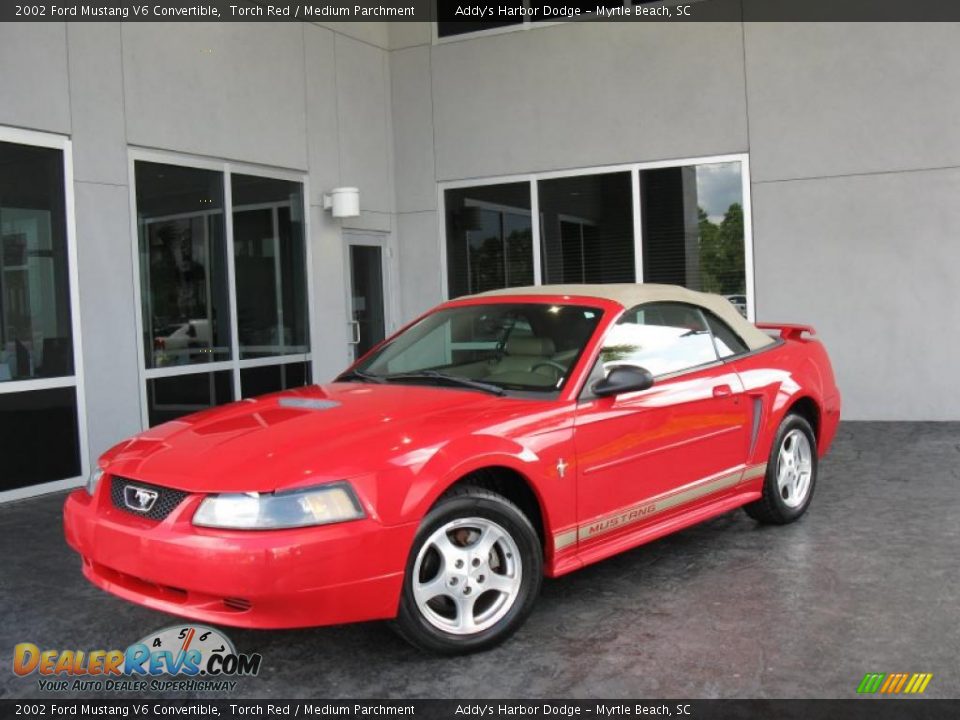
xmin=323 ymin=187 xmax=360 ymax=218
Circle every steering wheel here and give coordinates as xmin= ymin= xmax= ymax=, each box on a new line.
xmin=532 ymin=360 xmax=567 ymax=376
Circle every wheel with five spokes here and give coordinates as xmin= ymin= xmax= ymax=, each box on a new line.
xmin=393 ymin=485 xmax=542 ymax=654
xmin=744 ymin=413 xmax=818 ymax=525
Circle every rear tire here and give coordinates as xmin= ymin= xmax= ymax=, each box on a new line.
xmin=744 ymin=413 xmax=818 ymax=525
xmin=392 ymin=485 xmax=542 ymax=655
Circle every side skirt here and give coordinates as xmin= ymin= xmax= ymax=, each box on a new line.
xmin=550 ymin=488 xmax=762 ymax=577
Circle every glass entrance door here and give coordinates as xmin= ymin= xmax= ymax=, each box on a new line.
xmin=347 ymin=239 xmax=387 ymax=362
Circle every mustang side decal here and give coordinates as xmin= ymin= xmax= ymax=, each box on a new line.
xmin=554 ymin=463 xmax=768 ymax=550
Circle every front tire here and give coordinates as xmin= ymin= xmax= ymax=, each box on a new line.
xmin=744 ymin=413 xmax=818 ymax=525
xmin=392 ymin=485 xmax=542 ymax=654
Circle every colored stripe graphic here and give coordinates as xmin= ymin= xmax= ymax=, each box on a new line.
xmin=857 ymin=673 xmax=885 ymax=694
xmin=857 ymin=672 xmax=932 ymax=694
xmin=879 ymin=674 xmax=897 ymax=693
xmin=908 ymin=673 xmax=933 ymax=694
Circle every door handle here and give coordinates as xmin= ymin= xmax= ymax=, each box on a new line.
xmin=348 ymin=321 xmax=360 ymax=345
xmin=713 ymin=384 xmax=732 ymax=398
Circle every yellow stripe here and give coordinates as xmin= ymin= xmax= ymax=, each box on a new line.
xmin=903 ymin=674 xmax=919 ymax=694
xmin=916 ymin=674 xmax=933 ymax=694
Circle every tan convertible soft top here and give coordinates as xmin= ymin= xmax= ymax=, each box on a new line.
xmin=472 ymin=283 xmax=774 ymax=352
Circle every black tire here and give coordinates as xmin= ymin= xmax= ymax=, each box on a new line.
xmin=392 ymin=485 xmax=542 ymax=655
xmin=744 ymin=413 xmax=818 ymax=525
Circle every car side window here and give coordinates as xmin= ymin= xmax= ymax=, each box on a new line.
xmin=599 ymin=302 xmax=719 ymax=378
xmin=703 ymin=311 xmax=749 ymax=358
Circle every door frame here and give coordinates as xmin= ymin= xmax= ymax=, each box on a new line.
xmin=342 ymin=230 xmax=396 ymax=363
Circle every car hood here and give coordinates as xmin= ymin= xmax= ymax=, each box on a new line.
xmin=100 ymin=383 xmax=517 ymax=493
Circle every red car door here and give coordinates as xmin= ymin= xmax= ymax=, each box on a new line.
xmin=573 ymin=302 xmax=751 ymax=550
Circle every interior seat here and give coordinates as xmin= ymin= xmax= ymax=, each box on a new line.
xmin=493 ymin=336 xmax=556 ymax=375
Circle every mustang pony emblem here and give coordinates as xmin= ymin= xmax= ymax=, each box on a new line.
xmin=123 ymin=485 xmax=158 ymax=513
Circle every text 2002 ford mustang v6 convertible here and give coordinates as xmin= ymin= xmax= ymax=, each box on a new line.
xmin=65 ymin=284 xmax=840 ymax=653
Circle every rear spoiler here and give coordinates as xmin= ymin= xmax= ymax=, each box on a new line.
xmin=755 ymin=323 xmax=816 ymax=341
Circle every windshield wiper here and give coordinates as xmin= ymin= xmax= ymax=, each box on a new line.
xmin=336 ymin=369 xmax=386 ymax=384
xmin=383 ymin=370 xmax=506 ymax=396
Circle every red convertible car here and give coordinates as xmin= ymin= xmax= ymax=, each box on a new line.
xmin=64 ymin=284 xmax=840 ymax=654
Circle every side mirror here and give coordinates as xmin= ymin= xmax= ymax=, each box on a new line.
xmin=592 ymin=365 xmax=654 ymax=397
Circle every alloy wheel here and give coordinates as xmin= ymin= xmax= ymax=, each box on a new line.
xmin=776 ymin=428 xmax=813 ymax=508
xmin=412 ymin=517 xmax=523 ymax=635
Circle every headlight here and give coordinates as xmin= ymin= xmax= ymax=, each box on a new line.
xmin=86 ymin=467 xmax=105 ymax=496
xmin=192 ymin=482 xmax=365 ymax=530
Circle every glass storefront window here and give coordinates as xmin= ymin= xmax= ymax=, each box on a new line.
xmin=442 ymin=157 xmax=750 ymax=318
xmin=0 ymin=387 xmax=81 ymax=492
xmin=539 ymin=172 xmax=635 ymax=285
xmin=240 ymin=361 xmax=311 ymax=398
xmin=134 ymin=159 xmax=312 ymax=427
xmin=232 ymin=174 xmax=309 ymax=359
xmin=135 ymin=162 xmax=231 ymax=369
xmin=445 ymin=183 xmax=534 ymax=298
xmin=640 ymin=161 xmax=746 ymax=309
xmin=146 ymin=371 xmax=234 ymax=428
xmin=0 ymin=134 xmax=84 ymax=495
xmin=0 ymin=142 xmax=74 ymax=383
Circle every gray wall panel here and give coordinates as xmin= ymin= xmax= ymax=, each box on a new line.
xmin=391 ymin=46 xmax=436 ymax=213
xmin=304 ymin=24 xmax=341 ymax=206
xmin=74 ymin=182 xmax=142 ymax=459
xmin=431 ymin=22 xmax=748 ymax=180
xmin=396 ymin=211 xmax=442 ymax=320
xmin=335 ymin=34 xmax=394 ymax=214
xmin=388 ymin=22 xmax=432 ymax=51
xmin=122 ymin=24 xmax=308 ymax=169
xmin=309 ymin=205 xmax=352 ymax=380
xmin=67 ymin=23 xmax=127 ymax=186
xmin=746 ymin=22 xmax=960 ymax=182
xmin=317 ymin=22 xmax=390 ymax=49
xmin=0 ymin=23 xmax=70 ymax=134
xmin=753 ymin=169 xmax=960 ymax=420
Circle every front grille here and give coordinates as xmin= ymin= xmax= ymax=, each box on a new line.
xmin=110 ymin=476 xmax=188 ymax=521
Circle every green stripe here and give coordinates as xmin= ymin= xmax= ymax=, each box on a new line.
xmin=857 ymin=673 xmax=885 ymax=693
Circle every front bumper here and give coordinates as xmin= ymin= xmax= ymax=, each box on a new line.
xmin=63 ymin=485 xmax=416 ymax=629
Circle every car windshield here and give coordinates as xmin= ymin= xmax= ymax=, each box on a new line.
xmin=345 ymin=303 xmax=604 ymax=394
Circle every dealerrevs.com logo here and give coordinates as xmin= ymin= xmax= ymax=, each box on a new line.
xmin=13 ymin=624 xmax=262 ymax=693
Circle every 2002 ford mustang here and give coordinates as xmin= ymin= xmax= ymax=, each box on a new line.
xmin=64 ymin=284 xmax=840 ymax=653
